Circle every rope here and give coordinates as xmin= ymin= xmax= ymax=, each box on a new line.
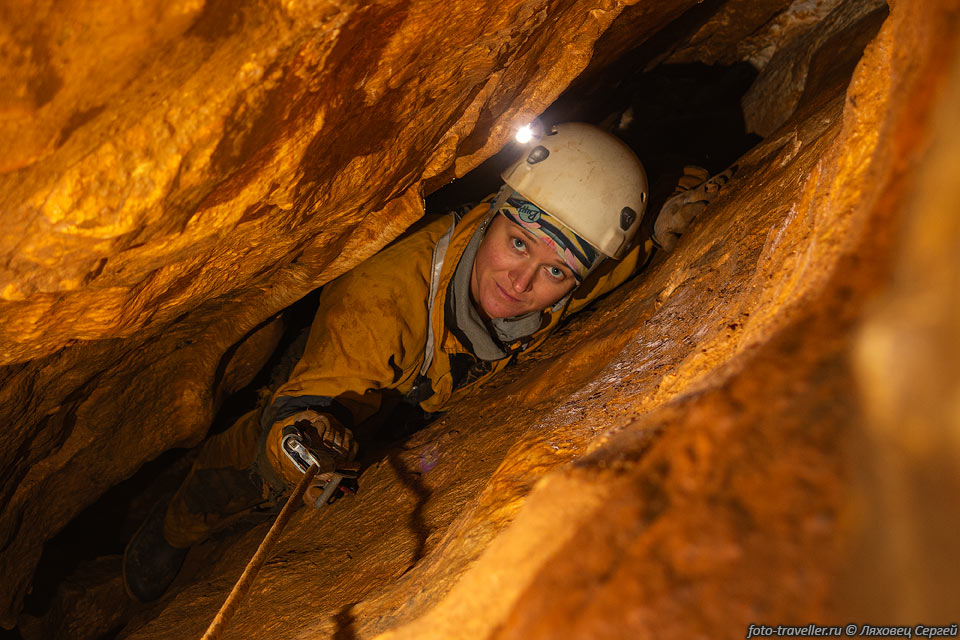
xmin=201 ymin=463 xmax=319 ymax=640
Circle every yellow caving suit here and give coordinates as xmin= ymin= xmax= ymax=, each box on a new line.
xmin=163 ymin=198 xmax=653 ymax=547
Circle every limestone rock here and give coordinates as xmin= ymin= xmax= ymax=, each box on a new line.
xmin=741 ymin=0 xmax=888 ymax=136
xmin=664 ymin=0 xmax=845 ymax=69
xmin=112 ymin=2 xmax=960 ymax=638
xmin=846 ymin=10 xmax=960 ymax=620
xmin=4 ymin=0 xmax=960 ymax=636
xmin=0 ymin=0 xmax=670 ymax=627
xmin=18 ymin=556 xmax=130 ymax=640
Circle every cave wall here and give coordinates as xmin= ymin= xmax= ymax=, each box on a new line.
xmin=0 ymin=0 xmax=703 ymax=627
xmin=82 ymin=0 xmax=958 ymax=637
xmin=3 ymin=0 xmax=960 ymax=637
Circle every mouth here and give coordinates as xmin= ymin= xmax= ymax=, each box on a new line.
xmin=495 ymin=283 xmax=521 ymax=303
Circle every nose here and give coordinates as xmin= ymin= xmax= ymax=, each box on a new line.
xmin=510 ymin=262 xmax=536 ymax=293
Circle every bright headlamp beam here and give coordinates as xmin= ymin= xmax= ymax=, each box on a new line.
xmin=515 ymin=124 xmax=534 ymax=143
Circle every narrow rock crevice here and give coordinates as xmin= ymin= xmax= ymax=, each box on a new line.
xmin=3 ymin=1 xmax=958 ymax=639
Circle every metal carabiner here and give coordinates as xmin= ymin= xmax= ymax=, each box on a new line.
xmin=280 ymin=426 xmax=322 ymax=474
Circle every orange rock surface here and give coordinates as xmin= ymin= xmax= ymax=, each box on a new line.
xmin=0 ymin=0 xmax=698 ymax=627
xmin=3 ymin=0 xmax=960 ymax=637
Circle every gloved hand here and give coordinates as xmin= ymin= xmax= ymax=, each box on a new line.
xmin=652 ymin=166 xmax=735 ymax=252
xmin=277 ymin=410 xmax=358 ymax=503
xmin=674 ymin=165 xmax=711 ymax=191
xmin=287 ymin=410 xmax=358 ymax=463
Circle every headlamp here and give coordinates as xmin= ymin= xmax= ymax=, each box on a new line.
xmin=515 ymin=124 xmax=535 ymax=143
xmin=513 ymin=118 xmax=544 ymax=143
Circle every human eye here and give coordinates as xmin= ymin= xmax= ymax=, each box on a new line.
xmin=547 ymin=265 xmax=566 ymax=280
xmin=512 ymin=237 xmax=526 ymax=251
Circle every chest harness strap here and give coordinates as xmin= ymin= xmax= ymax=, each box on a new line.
xmin=419 ymin=216 xmax=456 ymax=378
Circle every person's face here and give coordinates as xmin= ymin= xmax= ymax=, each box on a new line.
xmin=470 ymin=214 xmax=577 ymax=320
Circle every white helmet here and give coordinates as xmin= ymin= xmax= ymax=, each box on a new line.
xmin=500 ymin=122 xmax=648 ymax=259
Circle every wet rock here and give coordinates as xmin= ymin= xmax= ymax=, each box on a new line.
xmin=115 ymin=2 xmax=960 ymax=638
xmin=0 ymin=0 xmax=655 ymax=626
xmin=3 ymin=0 xmax=959 ymax=637
xmin=664 ymin=0 xmax=846 ymax=70
xmin=845 ymin=8 xmax=960 ymax=620
xmin=742 ymin=0 xmax=888 ymax=136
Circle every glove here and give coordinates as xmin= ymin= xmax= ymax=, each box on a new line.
xmin=290 ymin=410 xmax=357 ymax=462
xmin=276 ymin=410 xmax=358 ymax=503
xmin=652 ymin=166 xmax=735 ymax=252
xmin=674 ymin=165 xmax=711 ymax=192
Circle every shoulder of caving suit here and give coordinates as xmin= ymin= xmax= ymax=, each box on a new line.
xmin=268 ymin=195 xmax=654 ymax=433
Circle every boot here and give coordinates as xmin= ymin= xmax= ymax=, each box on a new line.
xmin=122 ymin=500 xmax=188 ymax=602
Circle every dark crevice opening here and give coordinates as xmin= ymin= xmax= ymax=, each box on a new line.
xmin=426 ymin=61 xmax=761 ymax=221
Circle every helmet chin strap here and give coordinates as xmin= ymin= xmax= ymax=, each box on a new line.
xmin=489 ymin=184 xmax=514 ymax=215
